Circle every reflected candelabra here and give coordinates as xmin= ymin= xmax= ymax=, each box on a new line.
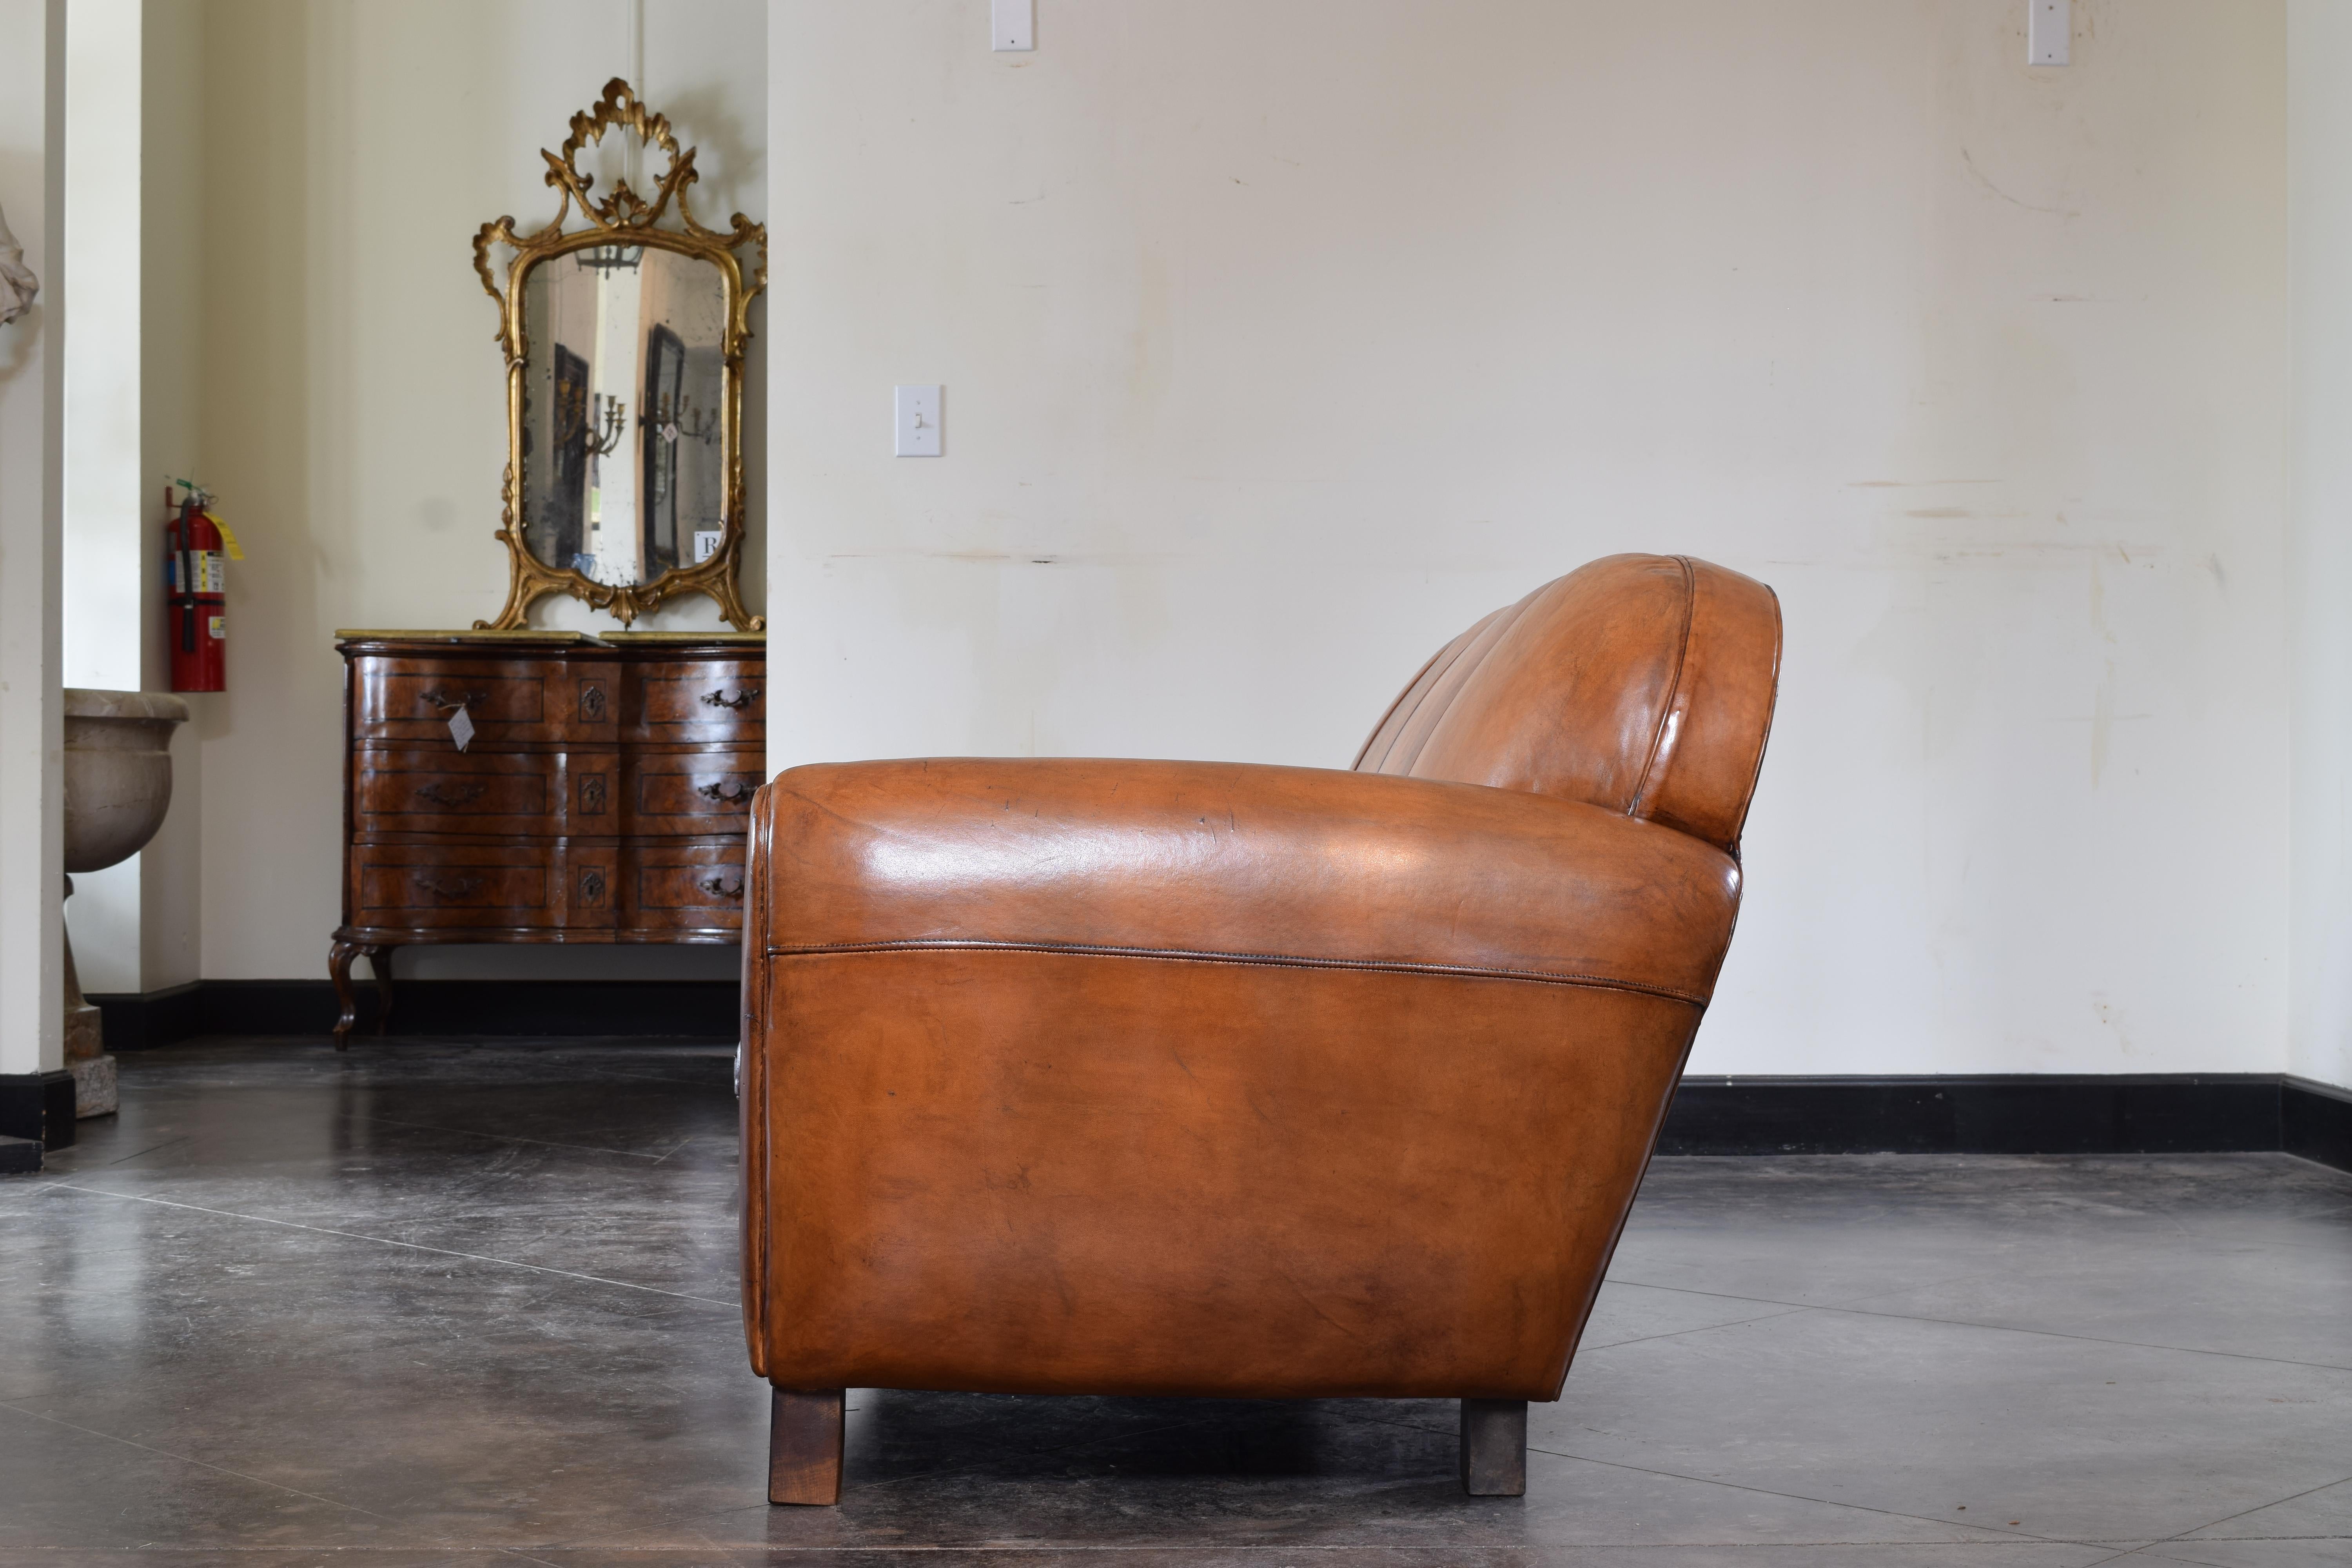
xmin=584 ymin=394 xmax=627 ymax=457
xmin=642 ymin=391 xmax=717 ymax=446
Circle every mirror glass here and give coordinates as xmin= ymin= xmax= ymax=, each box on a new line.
xmin=518 ymin=245 xmax=728 ymax=589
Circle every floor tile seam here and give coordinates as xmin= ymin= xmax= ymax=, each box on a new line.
xmin=1608 ymin=1275 xmax=2352 ymax=1373
xmin=1575 ymin=1303 xmax=1818 ymax=1353
xmin=1803 ymin=1300 xmax=2352 ymax=1374
xmin=346 ymin=1114 xmax=676 ymax=1161
xmin=1519 ymin=1441 xmax=2072 ymax=1547
xmin=0 ymin=1396 xmax=400 ymax=1524
xmin=1336 ymin=1406 xmax=2047 ymax=1548
xmin=2137 ymin=1468 xmax=2352 ymax=1548
xmin=38 ymin=1182 xmax=740 ymax=1309
xmin=78 ymin=1135 xmax=199 ymax=1168
xmin=2145 ymin=1533 xmax=2352 ymax=1542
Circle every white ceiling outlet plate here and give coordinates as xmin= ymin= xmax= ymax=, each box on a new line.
xmin=895 ymin=385 xmax=942 ymax=457
xmin=991 ymin=0 xmax=1034 ymax=52
xmin=2028 ymin=0 xmax=2069 ymax=67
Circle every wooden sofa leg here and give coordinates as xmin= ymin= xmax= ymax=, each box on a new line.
xmin=768 ymin=1387 xmax=845 ymax=1505
xmin=1459 ymin=1398 xmax=1527 ymax=1496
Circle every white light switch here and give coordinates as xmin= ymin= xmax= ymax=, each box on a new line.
xmin=991 ymin=0 xmax=1034 ymax=52
xmin=2028 ymin=0 xmax=2069 ymax=66
xmin=895 ymin=385 xmax=942 ymax=457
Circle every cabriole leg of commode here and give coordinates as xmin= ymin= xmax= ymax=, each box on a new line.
xmin=328 ymin=940 xmax=362 ymax=1051
xmin=1459 ymin=1397 xmax=1527 ymax=1496
xmin=768 ymin=1387 xmax=845 ymax=1505
xmin=367 ymin=944 xmax=397 ymax=1035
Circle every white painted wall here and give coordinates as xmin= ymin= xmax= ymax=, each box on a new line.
xmin=187 ymin=0 xmax=764 ymax=982
xmin=767 ymin=0 xmax=2290 ymax=1076
xmin=2287 ymin=1 xmax=2352 ymax=1093
xmin=0 ymin=0 xmax=66 ymax=1078
xmin=134 ymin=0 xmax=205 ymax=995
xmin=60 ymin=0 xmax=150 ymax=996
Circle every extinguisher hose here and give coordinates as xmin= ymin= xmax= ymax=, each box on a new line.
xmin=169 ymin=503 xmax=194 ymax=654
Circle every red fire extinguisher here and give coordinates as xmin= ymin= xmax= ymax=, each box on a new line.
xmin=165 ymin=481 xmax=237 ymax=693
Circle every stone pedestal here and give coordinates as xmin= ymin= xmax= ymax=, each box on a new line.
xmin=62 ymin=898 xmax=114 ymax=1117
xmin=62 ymin=688 xmax=189 ymax=1119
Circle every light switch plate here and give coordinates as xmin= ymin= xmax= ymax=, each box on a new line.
xmin=991 ymin=0 xmax=1034 ymax=52
xmin=895 ymin=385 xmax=942 ymax=457
xmin=2028 ymin=0 xmax=2069 ymax=66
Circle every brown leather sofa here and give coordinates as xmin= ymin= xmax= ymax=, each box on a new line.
xmin=739 ymin=553 xmax=1781 ymax=1503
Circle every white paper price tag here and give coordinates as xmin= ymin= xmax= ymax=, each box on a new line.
xmin=448 ymin=707 xmax=476 ymax=752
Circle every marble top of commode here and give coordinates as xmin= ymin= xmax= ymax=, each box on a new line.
xmin=62 ymin=688 xmax=193 ymax=724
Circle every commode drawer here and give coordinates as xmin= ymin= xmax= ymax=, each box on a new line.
xmin=627 ymin=659 xmax=764 ymax=743
xmin=624 ymin=749 xmax=762 ymax=836
xmin=351 ymin=655 xmax=621 ymax=746
xmin=347 ymin=843 xmax=615 ymax=933
xmin=619 ymin=840 xmax=748 ymax=937
xmin=351 ymin=748 xmax=621 ymax=838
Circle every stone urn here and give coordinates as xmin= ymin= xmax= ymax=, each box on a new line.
xmin=63 ymin=688 xmax=189 ymax=1116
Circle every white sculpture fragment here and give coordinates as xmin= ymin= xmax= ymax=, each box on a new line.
xmin=0 ymin=202 xmax=40 ymax=326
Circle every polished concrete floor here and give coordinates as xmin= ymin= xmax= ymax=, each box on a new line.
xmin=1 ymin=1041 xmax=2348 ymax=1567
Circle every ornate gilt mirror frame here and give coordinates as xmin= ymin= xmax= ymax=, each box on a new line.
xmin=472 ymin=79 xmax=766 ymax=630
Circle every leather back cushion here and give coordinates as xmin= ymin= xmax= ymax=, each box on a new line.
xmin=1354 ymin=554 xmax=1781 ymax=853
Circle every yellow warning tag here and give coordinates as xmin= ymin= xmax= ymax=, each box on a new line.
xmin=206 ymin=513 xmax=246 ymax=561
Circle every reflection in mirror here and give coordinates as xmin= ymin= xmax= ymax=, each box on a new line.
xmin=519 ymin=245 xmax=727 ymax=590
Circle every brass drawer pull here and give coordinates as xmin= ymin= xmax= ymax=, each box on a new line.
xmin=699 ymin=873 xmax=746 ymax=900
xmin=700 ymin=686 xmax=762 ymax=711
xmin=697 ymin=779 xmax=754 ymax=806
xmin=415 ymin=780 xmax=487 ymax=808
xmin=419 ymin=688 xmax=488 ymax=712
xmin=412 ymin=873 xmax=486 ymax=902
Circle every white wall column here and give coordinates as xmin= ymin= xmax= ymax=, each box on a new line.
xmin=2287 ymin=0 xmax=2352 ymax=1094
xmin=61 ymin=0 xmax=146 ymax=995
xmin=0 ymin=0 xmax=69 ymax=1096
xmin=134 ymin=0 xmax=202 ymax=994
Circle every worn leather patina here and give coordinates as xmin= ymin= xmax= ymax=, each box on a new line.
xmin=740 ymin=553 xmax=1780 ymax=1405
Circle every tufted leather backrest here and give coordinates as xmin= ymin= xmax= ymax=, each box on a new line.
xmin=1354 ymin=554 xmax=1781 ymax=854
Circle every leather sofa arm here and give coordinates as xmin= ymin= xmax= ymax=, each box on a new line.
xmin=759 ymin=758 xmax=1742 ymax=1007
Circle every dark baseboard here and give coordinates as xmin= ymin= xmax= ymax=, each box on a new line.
xmin=0 ymin=1069 xmax=76 ymax=1151
xmin=88 ymin=980 xmax=205 ymax=1051
xmin=2282 ymin=1076 xmax=2352 ymax=1172
xmin=0 ymin=1134 xmax=40 ymax=1174
xmin=89 ymin=978 xmax=738 ymax=1046
xmin=1659 ymin=1074 xmax=2284 ymax=1157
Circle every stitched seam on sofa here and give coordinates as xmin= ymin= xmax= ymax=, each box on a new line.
xmin=1629 ymin=554 xmax=1697 ymax=817
xmin=1392 ymin=593 xmax=1537 ymax=778
xmin=1727 ymin=580 xmax=1784 ymax=858
xmin=765 ymin=939 xmax=1710 ymax=1006
xmin=1352 ymin=633 xmax=1461 ymax=771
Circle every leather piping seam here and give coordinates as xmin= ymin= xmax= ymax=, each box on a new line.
xmin=1391 ymin=595 xmax=1535 ymax=778
xmin=1628 ymin=554 xmax=1697 ymax=816
xmin=1352 ymin=637 xmax=1455 ymax=771
xmin=1726 ymin=581 xmax=1785 ymax=860
xmin=765 ymin=938 xmax=1710 ymax=1007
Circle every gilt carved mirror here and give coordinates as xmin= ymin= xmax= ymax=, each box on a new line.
xmin=473 ymin=80 xmax=765 ymax=630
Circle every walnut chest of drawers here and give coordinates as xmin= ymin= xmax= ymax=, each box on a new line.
xmin=329 ymin=630 xmax=764 ymax=1046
